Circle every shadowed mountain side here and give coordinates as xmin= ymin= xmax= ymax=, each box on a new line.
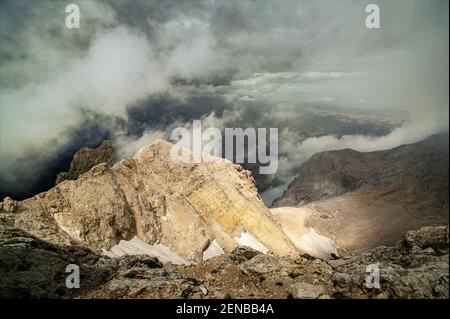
xmin=271 ymin=133 xmax=449 ymax=253
xmin=273 ymin=133 xmax=449 ymax=207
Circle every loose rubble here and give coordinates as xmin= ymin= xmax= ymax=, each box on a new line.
xmin=1 ymin=224 xmax=447 ymax=299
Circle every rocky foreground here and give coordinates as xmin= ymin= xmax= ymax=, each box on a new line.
xmin=0 ymin=224 xmax=448 ymax=299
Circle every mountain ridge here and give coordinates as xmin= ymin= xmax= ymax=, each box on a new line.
xmin=273 ymin=133 xmax=449 ymax=207
xmin=271 ymin=133 xmax=449 ymax=253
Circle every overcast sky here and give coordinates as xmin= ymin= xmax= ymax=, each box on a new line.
xmin=0 ymin=0 xmax=448 ymax=202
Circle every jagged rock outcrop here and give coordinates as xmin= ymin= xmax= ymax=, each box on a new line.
xmin=403 ymin=226 xmax=449 ymax=250
xmin=10 ymin=140 xmax=298 ymax=263
xmin=329 ymin=225 xmax=449 ymax=299
xmin=1 ymin=197 xmax=18 ymax=212
xmin=272 ymin=134 xmax=449 ymax=253
xmin=55 ymin=140 xmax=115 ymax=185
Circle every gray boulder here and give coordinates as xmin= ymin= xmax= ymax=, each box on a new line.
xmin=288 ymin=282 xmax=325 ymax=299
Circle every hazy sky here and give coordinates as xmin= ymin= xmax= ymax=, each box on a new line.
xmin=0 ymin=0 xmax=448 ymax=202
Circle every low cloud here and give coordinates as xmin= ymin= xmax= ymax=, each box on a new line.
xmin=0 ymin=0 xmax=448 ymax=202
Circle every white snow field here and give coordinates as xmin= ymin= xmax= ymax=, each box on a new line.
xmin=234 ymin=232 xmax=269 ymax=254
xmin=202 ymin=239 xmax=226 ymax=261
xmin=270 ymin=207 xmax=339 ymax=259
xmin=297 ymin=228 xmax=339 ymax=259
xmin=104 ymin=236 xmax=191 ymax=265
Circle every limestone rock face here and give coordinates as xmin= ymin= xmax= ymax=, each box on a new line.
xmin=55 ymin=140 xmax=115 ymax=185
xmin=14 ymin=140 xmax=298 ymax=262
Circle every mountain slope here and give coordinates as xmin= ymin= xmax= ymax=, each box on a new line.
xmin=271 ymin=133 xmax=449 ymax=253
xmin=273 ymin=133 xmax=448 ymax=207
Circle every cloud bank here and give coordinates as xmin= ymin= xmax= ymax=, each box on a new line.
xmin=0 ymin=0 xmax=448 ymax=202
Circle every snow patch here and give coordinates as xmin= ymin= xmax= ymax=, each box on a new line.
xmin=297 ymin=228 xmax=338 ymax=259
xmin=104 ymin=236 xmax=191 ymax=265
xmin=202 ymin=239 xmax=225 ymax=261
xmin=234 ymin=232 xmax=269 ymax=254
xmin=270 ymin=207 xmax=338 ymax=260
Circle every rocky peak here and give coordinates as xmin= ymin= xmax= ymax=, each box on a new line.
xmin=55 ymin=140 xmax=115 ymax=185
xmin=0 ymin=197 xmax=18 ymax=213
xmin=12 ymin=139 xmax=299 ymax=263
